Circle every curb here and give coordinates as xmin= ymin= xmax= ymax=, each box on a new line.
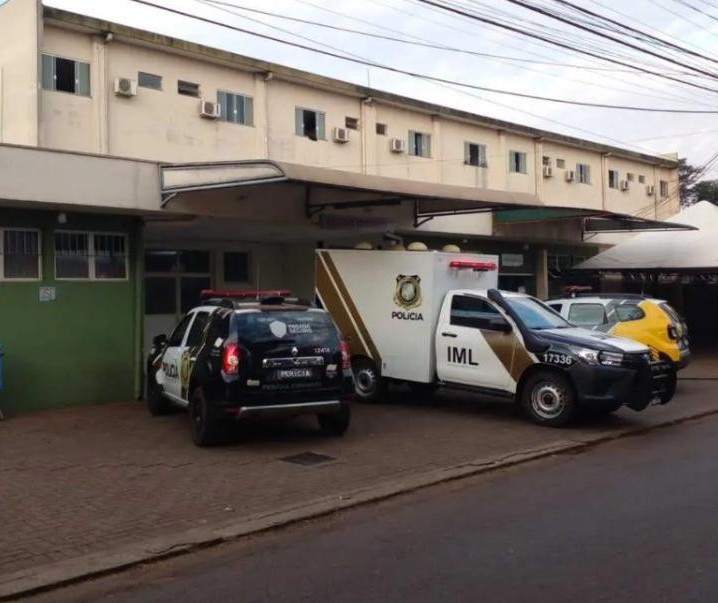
xmin=2 ymin=406 xmax=718 ymax=601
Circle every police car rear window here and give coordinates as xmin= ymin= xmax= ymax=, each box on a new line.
xmin=231 ymin=311 xmax=340 ymax=346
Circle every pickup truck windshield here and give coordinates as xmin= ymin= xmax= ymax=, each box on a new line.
xmin=505 ymin=296 xmax=571 ymax=330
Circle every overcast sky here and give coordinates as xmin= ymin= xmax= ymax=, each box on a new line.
xmin=46 ymin=0 xmax=718 ymax=176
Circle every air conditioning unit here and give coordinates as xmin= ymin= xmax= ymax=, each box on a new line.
xmin=565 ymin=170 xmax=576 ymax=182
xmin=543 ymin=166 xmax=553 ymax=178
xmin=114 ymin=77 xmax=137 ymax=97
xmin=333 ymin=127 xmax=349 ymax=143
xmin=646 ymin=185 xmax=655 ymax=196
xmin=199 ymin=100 xmax=220 ymax=119
xmin=620 ymin=180 xmax=630 ymax=191
xmin=390 ymin=138 xmax=406 ymax=153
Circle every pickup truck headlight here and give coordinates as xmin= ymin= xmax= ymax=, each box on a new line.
xmin=570 ymin=347 xmax=624 ymax=367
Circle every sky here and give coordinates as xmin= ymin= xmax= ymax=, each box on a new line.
xmin=45 ymin=0 xmax=718 ymax=177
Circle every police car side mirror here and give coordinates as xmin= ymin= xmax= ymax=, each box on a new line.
xmin=153 ymin=334 xmax=168 ymax=347
xmin=489 ymin=318 xmax=512 ymax=333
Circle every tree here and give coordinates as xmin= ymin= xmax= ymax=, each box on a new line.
xmin=678 ymin=158 xmax=701 ymax=206
xmin=694 ymin=180 xmax=718 ymax=205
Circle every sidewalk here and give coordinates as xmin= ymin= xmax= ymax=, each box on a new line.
xmin=2 ymin=379 xmax=717 ymax=599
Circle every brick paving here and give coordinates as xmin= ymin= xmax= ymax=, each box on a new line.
xmin=1 ymin=379 xmax=716 ymax=582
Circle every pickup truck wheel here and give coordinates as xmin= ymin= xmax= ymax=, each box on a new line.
xmin=352 ymin=358 xmax=385 ymax=403
xmin=521 ymin=371 xmax=576 ymax=427
xmin=146 ymin=372 xmax=173 ymax=416
xmin=189 ymin=387 xmax=227 ymax=447
xmin=317 ymin=404 xmax=351 ymax=436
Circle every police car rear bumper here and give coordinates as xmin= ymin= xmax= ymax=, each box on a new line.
xmin=232 ymin=399 xmax=345 ymax=419
xmin=570 ymin=361 xmax=673 ymax=411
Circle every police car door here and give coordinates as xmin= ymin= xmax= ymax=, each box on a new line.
xmin=437 ymin=293 xmax=514 ymax=392
xmin=161 ymin=312 xmax=196 ymax=405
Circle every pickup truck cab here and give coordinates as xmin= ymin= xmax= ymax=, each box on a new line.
xmin=315 ymin=249 xmax=674 ymax=427
xmin=146 ymin=290 xmax=354 ymax=446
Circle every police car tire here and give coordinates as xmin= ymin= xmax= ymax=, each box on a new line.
xmin=317 ymin=404 xmax=351 ymax=436
xmin=352 ymin=358 xmax=385 ymax=403
xmin=521 ymin=371 xmax=576 ymax=427
xmin=146 ymin=374 xmax=172 ymax=416
xmin=660 ymin=368 xmax=677 ymax=404
xmin=189 ymin=387 xmax=227 ymax=447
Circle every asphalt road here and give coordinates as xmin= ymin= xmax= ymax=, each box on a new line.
xmin=28 ymin=414 xmax=718 ymax=603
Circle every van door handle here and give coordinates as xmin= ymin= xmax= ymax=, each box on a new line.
xmin=441 ymin=332 xmax=457 ymax=338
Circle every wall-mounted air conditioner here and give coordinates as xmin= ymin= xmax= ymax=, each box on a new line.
xmin=200 ymin=100 xmax=220 ymax=119
xmin=565 ymin=170 xmax=576 ymax=182
xmin=114 ymin=77 xmax=137 ymax=97
xmin=390 ymin=138 xmax=406 ymax=153
xmin=333 ymin=127 xmax=349 ymax=143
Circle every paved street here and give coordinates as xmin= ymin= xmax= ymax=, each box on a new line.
xmin=26 ymin=410 xmax=718 ymax=603
xmin=1 ymin=378 xmax=717 ymax=597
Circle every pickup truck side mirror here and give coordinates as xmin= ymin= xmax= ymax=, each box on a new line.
xmin=488 ymin=317 xmax=512 ymax=333
xmin=152 ymin=334 xmax=168 ymax=347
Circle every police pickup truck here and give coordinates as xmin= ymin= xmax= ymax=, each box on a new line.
xmin=316 ymin=249 xmax=674 ymax=426
xmin=146 ymin=290 xmax=354 ymax=446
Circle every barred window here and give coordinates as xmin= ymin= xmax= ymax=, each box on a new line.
xmin=1 ymin=229 xmax=41 ymax=280
xmin=217 ymin=91 xmax=254 ymax=126
xmin=55 ymin=231 xmax=127 ymax=280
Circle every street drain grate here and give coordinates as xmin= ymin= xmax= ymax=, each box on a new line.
xmin=280 ymin=452 xmax=337 ymax=466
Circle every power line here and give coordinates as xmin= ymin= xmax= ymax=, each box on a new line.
xmin=123 ymin=0 xmax=718 ymax=113
xmin=411 ymin=0 xmax=718 ymax=95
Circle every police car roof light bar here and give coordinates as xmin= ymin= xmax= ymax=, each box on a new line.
xmin=448 ymin=259 xmax=497 ymax=272
xmin=200 ymin=288 xmax=292 ymax=300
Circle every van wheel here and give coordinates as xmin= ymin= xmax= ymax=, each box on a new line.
xmin=189 ymin=387 xmax=227 ymax=447
xmin=146 ymin=371 xmax=172 ymax=416
xmin=318 ymin=404 xmax=351 ymax=436
xmin=352 ymin=358 xmax=385 ymax=403
xmin=521 ymin=371 xmax=576 ymax=427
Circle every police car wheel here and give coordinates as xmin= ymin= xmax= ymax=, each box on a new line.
xmin=317 ymin=404 xmax=351 ymax=436
xmin=660 ymin=368 xmax=677 ymax=404
xmin=352 ymin=358 xmax=385 ymax=403
xmin=522 ymin=371 xmax=576 ymax=427
xmin=189 ymin=387 xmax=227 ymax=447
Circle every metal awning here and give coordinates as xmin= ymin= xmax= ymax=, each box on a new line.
xmin=159 ymin=160 xmax=694 ymax=231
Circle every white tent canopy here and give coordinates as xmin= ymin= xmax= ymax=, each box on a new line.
xmin=576 ymin=201 xmax=718 ymax=272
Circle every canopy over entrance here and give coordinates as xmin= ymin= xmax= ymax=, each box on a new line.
xmin=575 ymin=201 xmax=718 ymax=272
xmin=159 ymin=160 xmax=693 ymax=233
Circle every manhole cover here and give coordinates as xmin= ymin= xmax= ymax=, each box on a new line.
xmin=280 ymin=452 xmax=337 ymax=466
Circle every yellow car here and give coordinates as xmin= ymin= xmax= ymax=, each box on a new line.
xmin=546 ymin=295 xmax=690 ymax=370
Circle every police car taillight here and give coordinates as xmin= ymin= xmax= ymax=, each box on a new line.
xmin=223 ymin=342 xmax=240 ymax=375
xmin=340 ymin=340 xmax=351 ymax=370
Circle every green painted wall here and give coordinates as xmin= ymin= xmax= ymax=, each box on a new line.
xmin=0 ymin=209 xmax=140 ymax=416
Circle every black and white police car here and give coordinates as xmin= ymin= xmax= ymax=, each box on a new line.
xmin=146 ymin=289 xmax=354 ymax=446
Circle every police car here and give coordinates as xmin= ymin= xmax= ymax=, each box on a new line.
xmin=146 ymin=290 xmax=354 ymax=446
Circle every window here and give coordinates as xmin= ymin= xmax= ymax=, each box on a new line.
xmin=0 ymin=229 xmax=41 ymax=280
xmin=186 ymin=312 xmax=210 ymax=347
xmin=627 ymin=172 xmax=635 ymax=182
xmin=660 ymin=180 xmax=669 ymax=197
xmin=138 ymin=71 xmax=162 ymax=90
xmin=509 ymin=151 xmax=527 ymax=174
xmin=450 ymin=295 xmax=500 ymax=329
xmin=556 ymin=158 xmax=566 ymax=169
xmin=223 ymin=252 xmax=250 ymax=283
xmin=144 ymin=250 xmax=211 ymax=315
xmin=615 ymin=304 xmax=645 ymax=322
xmin=295 ymin=107 xmax=326 ymax=140
xmin=345 ymin=116 xmax=359 ymax=130
xmin=576 ymin=163 xmax=591 ymax=184
xmin=145 ymin=277 xmax=176 ymax=315
xmin=608 ymin=170 xmax=619 ymax=189
xmin=376 ymin=123 xmax=387 ymax=136
xmin=408 ymin=130 xmax=431 ymax=158
xmin=548 ymin=254 xmax=571 ymax=271
xmin=464 ymin=142 xmax=487 ymax=167
xmin=568 ymin=303 xmax=607 ymax=326
xmin=177 ymin=80 xmax=200 ymax=97
xmin=217 ymin=91 xmax=253 ymax=126
xmin=638 ymin=175 xmax=646 ymax=184
xmin=41 ymin=54 xmax=90 ymax=96
xmin=168 ymin=314 xmax=194 ymax=347
xmin=548 ymin=303 xmax=563 ymax=314
xmin=55 ymin=231 xmax=127 ymax=280
xmin=542 ymin=156 xmax=551 ymax=166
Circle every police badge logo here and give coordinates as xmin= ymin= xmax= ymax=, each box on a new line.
xmin=394 ymin=275 xmax=422 ymax=310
